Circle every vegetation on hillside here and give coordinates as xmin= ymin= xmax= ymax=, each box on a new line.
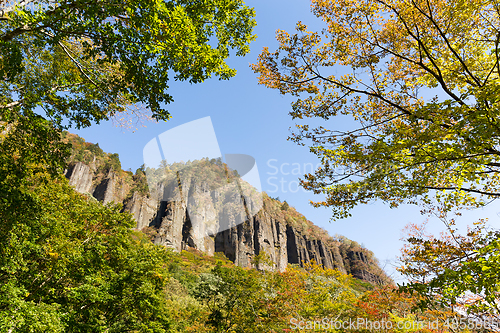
xmin=63 ymin=132 xmax=121 ymax=172
xmin=0 ymin=170 xmax=478 ymax=331
xmin=0 ymin=130 xmax=466 ymax=331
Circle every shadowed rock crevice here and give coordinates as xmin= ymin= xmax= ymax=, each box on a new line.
xmin=286 ymin=225 xmax=299 ymax=265
xmin=181 ymin=213 xmax=195 ymax=249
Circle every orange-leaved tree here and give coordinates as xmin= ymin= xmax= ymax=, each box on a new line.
xmin=399 ymin=213 xmax=500 ymax=329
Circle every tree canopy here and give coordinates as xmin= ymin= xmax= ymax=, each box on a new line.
xmin=0 ymin=172 xmax=174 ymax=332
xmin=1 ymin=0 xmax=256 ymax=128
xmin=398 ymin=214 xmax=500 ymax=327
xmin=253 ymin=0 xmax=500 ymax=219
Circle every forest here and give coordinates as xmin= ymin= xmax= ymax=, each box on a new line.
xmin=1 ymin=0 xmax=500 ymax=331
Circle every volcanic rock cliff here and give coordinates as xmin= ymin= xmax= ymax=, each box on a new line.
xmin=63 ymin=133 xmax=389 ymax=284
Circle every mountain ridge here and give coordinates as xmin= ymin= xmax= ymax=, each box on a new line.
xmin=63 ymin=132 xmax=390 ymax=285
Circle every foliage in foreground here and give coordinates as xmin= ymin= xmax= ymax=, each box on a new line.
xmin=0 ymin=173 xmax=483 ymax=332
xmin=0 ymin=175 xmax=173 ymax=332
xmin=399 ymin=210 xmax=500 ymax=330
xmin=1 ymin=0 xmax=256 ymax=127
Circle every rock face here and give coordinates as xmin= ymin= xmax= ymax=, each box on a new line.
xmin=66 ymin=162 xmax=93 ymax=194
xmin=286 ymin=225 xmax=346 ymax=272
xmin=123 ymin=192 xmax=159 ymax=230
xmin=65 ymin=160 xmax=388 ymax=285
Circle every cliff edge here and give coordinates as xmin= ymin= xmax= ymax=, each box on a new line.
xmin=63 ymin=132 xmax=390 ymax=285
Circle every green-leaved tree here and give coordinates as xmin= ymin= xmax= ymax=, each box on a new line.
xmin=1 ymin=0 xmax=256 ymax=178
xmin=1 ymin=0 xmax=256 ymax=127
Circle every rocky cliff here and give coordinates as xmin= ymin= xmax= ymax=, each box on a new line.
xmin=63 ymin=133 xmax=389 ymax=285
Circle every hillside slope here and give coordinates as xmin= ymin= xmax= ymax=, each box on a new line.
xmin=63 ymin=132 xmax=389 ymax=284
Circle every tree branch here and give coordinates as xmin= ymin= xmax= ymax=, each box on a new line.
xmin=0 ymin=100 xmax=22 ymax=109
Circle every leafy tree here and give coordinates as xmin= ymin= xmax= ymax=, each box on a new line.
xmin=193 ymin=263 xmax=259 ymax=332
xmin=234 ymin=260 xmax=361 ymax=332
xmin=399 ymin=216 xmax=500 ymax=328
xmin=107 ymin=152 xmax=121 ymax=172
xmin=1 ymin=0 xmax=256 ymax=128
xmin=253 ymin=0 xmax=500 ymax=219
xmin=0 ymin=173 xmax=174 ymax=332
xmin=0 ymin=0 xmax=256 ymax=185
xmin=87 ymin=143 xmax=104 ymax=158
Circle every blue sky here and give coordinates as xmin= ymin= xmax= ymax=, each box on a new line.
xmin=73 ymin=0 xmax=500 ymax=282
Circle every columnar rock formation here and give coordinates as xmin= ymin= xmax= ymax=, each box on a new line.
xmin=65 ymin=160 xmax=388 ymax=284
